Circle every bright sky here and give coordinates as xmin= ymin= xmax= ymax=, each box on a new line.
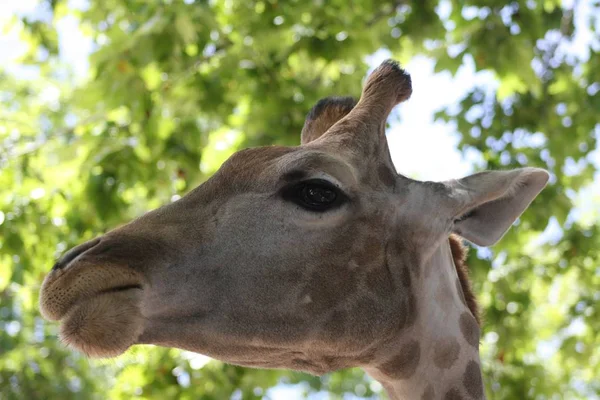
xmin=1 ymin=1 xmax=599 ymax=399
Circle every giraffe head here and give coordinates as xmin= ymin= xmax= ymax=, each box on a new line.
xmin=39 ymin=61 xmax=548 ymax=381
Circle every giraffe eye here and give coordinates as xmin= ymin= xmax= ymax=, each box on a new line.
xmin=283 ymin=179 xmax=345 ymax=212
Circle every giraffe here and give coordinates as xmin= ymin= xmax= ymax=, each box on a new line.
xmin=39 ymin=60 xmax=549 ymax=399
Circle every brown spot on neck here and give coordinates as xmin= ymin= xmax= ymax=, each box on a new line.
xmin=433 ymin=338 xmax=461 ymax=369
xmin=379 ymin=339 xmax=421 ymax=379
xmin=463 ymin=360 xmax=484 ymax=399
xmin=459 ymin=312 xmax=480 ymax=348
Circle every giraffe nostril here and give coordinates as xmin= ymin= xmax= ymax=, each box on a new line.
xmin=52 ymin=237 xmax=102 ymax=271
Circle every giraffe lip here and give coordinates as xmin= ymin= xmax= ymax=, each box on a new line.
xmin=64 ymin=283 xmax=144 ymax=317
xmin=42 ymin=282 xmax=144 ymax=322
xmin=39 ymin=260 xmax=145 ymax=322
xmin=97 ymin=284 xmax=143 ymax=295
xmin=58 ymin=283 xmax=145 ymax=358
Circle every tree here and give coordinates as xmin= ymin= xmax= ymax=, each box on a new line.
xmin=1 ymin=0 xmax=599 ymax=398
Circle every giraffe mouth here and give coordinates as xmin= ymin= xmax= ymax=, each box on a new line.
xmin=39 ymin=253 xmax=147 ymax=358
xmin=57 ymin=283 xmax=145 ymax=358
xmin=97 ymin=284 xmax=143 ymax=295
xmin=39 ymin=260 xmax=144 ymax=322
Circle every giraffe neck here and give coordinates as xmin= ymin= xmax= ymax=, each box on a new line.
xmin=364 ymin=240 xmax=486 ymax=400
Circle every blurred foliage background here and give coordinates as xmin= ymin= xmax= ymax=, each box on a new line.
xmin=1 ymin=0 xmax=599 ymax=399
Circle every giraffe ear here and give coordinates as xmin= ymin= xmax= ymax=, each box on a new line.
xmin=301 ymin=96 xmax=357 ymax=144
xmin=448 ymin=168 xmax=549 ymax=247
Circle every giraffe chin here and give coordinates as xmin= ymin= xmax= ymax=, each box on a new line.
xmin=59 ymin=289 xmax=143 ymax=358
